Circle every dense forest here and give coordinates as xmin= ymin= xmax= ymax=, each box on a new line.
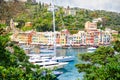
xmin=0 ymin=0 xmax=120 ymax=34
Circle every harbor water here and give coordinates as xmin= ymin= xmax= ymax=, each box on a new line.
xmin=56 ymin=48 xmax=87 ymax=80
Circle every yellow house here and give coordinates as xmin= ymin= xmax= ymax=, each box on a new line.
xmin=16 ymin=31 xmax=34 ymax=44
xmin=17 ymin=32 xmax=29 ymax=44
xmin=32 ymin=33 xmax=40 ymax=44
xmin=60 ymin=29 xmax=70 ymax=45
xmin=39 ymin=32 xmax=48 ymax=45
xmin=60 ymin=33 xmax=66 ymax=45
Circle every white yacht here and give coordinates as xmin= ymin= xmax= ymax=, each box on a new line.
xmin=35 ymin=61 xmax=68 ymax=70
xmin=29 ymin=56 xmax=68 ymax=70
xmin=87 ymin=47 xmax=97 ymax=53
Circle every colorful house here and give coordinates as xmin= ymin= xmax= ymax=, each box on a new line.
xmin=78 ymin=31 xmax=86 ymax=45
xmin=85 ymin=21 xmax=98 ymax=45
xmin=16 ymin=31 xmax=34 ymax=44
xmin=60 ymin=29 xmax=70 ymax=45
xmin=12 ymin=20 xmax=113 ymax=47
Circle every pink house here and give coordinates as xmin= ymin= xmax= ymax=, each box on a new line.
xmin=85 ymin=21 xmax=99 ymax=46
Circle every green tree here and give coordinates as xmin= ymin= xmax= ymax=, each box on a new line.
xmin=0 ymin=28 xmax=55 ymax=79
xmin=113 ymin=40 xmax=120 ymax=53
xmin=76 ymin=46 xmax=120 ymax=80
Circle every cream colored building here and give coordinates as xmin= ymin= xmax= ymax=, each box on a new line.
xmin=85 ymin=21 xmax=97 ymax=31
xmin=31 ymin=32 xmax=41 ymax=44
xmin=78 ymin=31 xmax=86 ymax=45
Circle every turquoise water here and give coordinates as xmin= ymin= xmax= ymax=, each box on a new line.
xmin=56 ymin=48 xmax=87 ymax=80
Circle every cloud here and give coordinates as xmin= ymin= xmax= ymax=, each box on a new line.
xmin=36 ymin=0 xmax=120 ymax=12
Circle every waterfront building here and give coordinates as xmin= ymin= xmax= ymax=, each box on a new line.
xmin=16 ymin=31 xmax=33 ymax=44
xmin=86 ymin=32 xmax=94 ymax=46
xmin=11 ymin=20 xmax=114 ymax=47
xmin=71 ymin=31 xmax=85 ymax=46
xmin=77 ymin=31 xmax=86 ymax=45
xmin=103 ymin=31 xmax=111 ymax=45
xmin=44 ymin=31 xmax=54 ymax=45
xmin=31 ymin=32 xmax=40 ymax=44
xmin=105 ymin=28 xmax=118 ymax=42
xmin=84 ymin=21 xmax=112 ymax=46
xmin=93 ymin=31 xmax=100 ymax=46
xmin=72 ymin=34 xmax=80 ymax=45
xmin=68 ymin=31 xmax=86 ymax=48
xmin=38 ymin=32 xmax=48 ymax=45
xmin=98 ymin=30 xmax=111 ymax=45
xmin=85 ymin=21 xmax=98 ymax=46
xmin=60 ymin=29 xmax=70 ymax=45
xmin=68 ymin=35 xmax=73 ymax=45
xmin=56 ymin=31 xmax=61 ymax=45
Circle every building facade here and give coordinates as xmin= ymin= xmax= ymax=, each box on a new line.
xmin=12 ymin=21 xmax=114 ymax=47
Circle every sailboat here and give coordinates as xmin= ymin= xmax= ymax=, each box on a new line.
xmin=28 ymin=1 xmax=74 ymax=70
xmin=51 ymin=0 xmax=75 ymax=62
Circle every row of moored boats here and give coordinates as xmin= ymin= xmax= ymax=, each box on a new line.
xmin=28 ymin=54 xmax=74 ymax=70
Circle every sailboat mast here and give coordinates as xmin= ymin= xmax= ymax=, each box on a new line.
xmin=52 ymin=0 xmax=56 ymax=56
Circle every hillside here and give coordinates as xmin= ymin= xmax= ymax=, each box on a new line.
xmin=2 ymin=2 xmax=120 ymax=34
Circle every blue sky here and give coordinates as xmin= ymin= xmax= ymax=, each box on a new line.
xmin=36 ymin=0 xmax=120 ymax=12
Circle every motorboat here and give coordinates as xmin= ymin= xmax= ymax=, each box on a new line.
xmin=87 ymin=47 xmax=97 ymax=53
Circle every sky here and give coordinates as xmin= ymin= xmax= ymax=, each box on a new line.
xmin=36 ymin=0 xmax=120 ymax=13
